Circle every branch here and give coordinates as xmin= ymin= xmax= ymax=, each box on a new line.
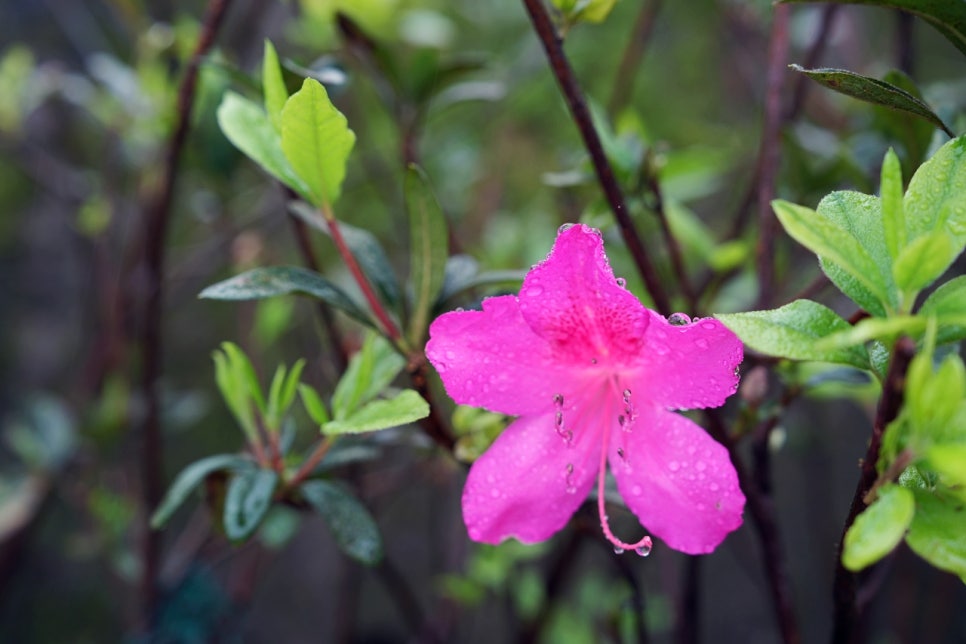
xmin=831 ymin=337 xmax=915 ymax=644
xmin=520 ymin=0 xmax=671 ymax=315
xmin=607 ymin=0 xmax=663 ymax=116
xmin=136 ymin=0 xmax=232 ymax=631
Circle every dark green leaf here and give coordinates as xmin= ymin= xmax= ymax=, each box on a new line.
xmin=280 ymin=78 xmax=355 ymax=206
xmin=843 ymin=484 xmax=915 ymax=571
xmin=323 ymin=390 xmax=429 ymax=435
xmin=151 ymin=454 xmax=253 ymax=529
xmin=223 ymin=468 xmax=278 ymax=542
xmin=199 ymin=266 xmax=371 ymax=327
xmin=906 ymin=490 xmax=966 ymax=583
xmin=716 ymin=300 xmax=870 ymax=369
xmin=300 ymin=479 xmax=383 ymax=564
xmin=216 ymin=91 xmax=311 ymax=199
xmin=288 ymin=201 xmax=402 ymax=311
xmin=789 ymin=65 xmax=953 ymax=137
xmin=405 ymin=164 xmax=449 ymax=345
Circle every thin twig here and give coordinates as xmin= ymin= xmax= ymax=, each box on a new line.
xmin=705 ymin=410 xmax=801 ymax=644
xmin=786 ymin=6 xmax=840 ymax=122
xmin=643 ymin=154 xmax=696 ymax=312
xmin=521 ymin=0 xmax=671 ymax=315
xmin=136 ymin=0 xmax=232 ymax=630
xmin=607 ymin=0 xmax=663 ymax=117
xmin=755 ymin=4 xmax=791 ymax=310
xmin=831 ymin=337 xmax=915 ymax=644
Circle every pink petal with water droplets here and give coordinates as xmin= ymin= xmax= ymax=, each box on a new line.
xmin=519 ymin=224 xmax=648 ymax=365
xmin=462 ymin=410 xmax=601 ymax=544
xmin=608 ymin=406 xmax=744 ymax=554
xmin=426 ymin=296 xmax=576 ymax=416
xmin=636 ymin=311 xmax=743 ymax=410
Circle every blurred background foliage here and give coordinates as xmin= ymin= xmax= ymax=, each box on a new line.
xmin=0 ymin=0 xmax=964 ymax=642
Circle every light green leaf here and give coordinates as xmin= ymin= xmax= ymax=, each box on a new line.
xmin=289 ymin=201 xmax=402 ymax=311
xmin=906 ymin=490 xmax=966 ymax=583
xmin=223 ymin=468 xmax=278 ymax=542
xmin=262 ymin=40 xmax=288 ymax=132
xmin=924 ymin=444 xmax=966 ymax=492
xmin=300 ymin=480 xmax=383 ymax=564
xmin=815 ymin=315 xmax=924 ymax=351
xmin=200 ymin=266 xmax=371 ymax=327
xmin=216 ymin=91 xmax=310 ymax=199
xmin=579 ymin=0 xmax=618 ymax=22
xmin=905 ymin=136 xmax=966 ymax=252
xmin=299 ymin=384 xmax=330 ymax=427
xmin=907 ymin=353 xmax=966 ymax=443
xmin=773 ymin=199 xmax=893 ymax=314
xmin=280 ymin=78 xmax=356 ymax=207
xmin=323 ymin=390 xmax=429 ymax=435
xmin=716 ymin=300 xmax=869 ymax=369
xmin=151 ymin=454 xmax=253 ymax=529
xmin=789 ymin=65 xmax=953 ymax=137
xmin=880 ymin=148 xmax=905 ymax=260
xmin=920 ymin=276 xmax=966 ymax=344
xmin=843 ymin=484 xmax=915 ymax=571
xmin=893 ymin=232 xmax=956 ymax=297
xmin=331 ymin=333 xmax=406 ymax=420
xmin=405 ymin=164 xmax=449 ymax=345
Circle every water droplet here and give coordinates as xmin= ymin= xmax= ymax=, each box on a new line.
xmin=613 ymin=546 xmax=625 ymax=555
xmin=631 ymin=485 xmax=642 ymax=496
xmin=668 ymin=461 xmax=680 ymax=472
xmin=635 ymin=544 xmax=652 ymax=557
xmin=591 ymin=358 xmax=598 ymax=365
xmin=526 ymin=285 xmax=544 ymax=297
xmin=617 ymin=447 xmax=625 ymax=460
xmin=566 ymin=485 xmax=577 ymax=494
xmin=710 ymin=482 xmax=720 ymax=492
xmin=445 ymin=350 xmax=456 ymax=359
xmin=695 ymin=338 xmax=709 ymax=349
xmin=652 ymin=342 xmax=670 ymax=355
xmin=490 ymin=489 xmax=501 ymax=498
xmin=668 ymin=312 xmax=692 ymax=326
xmin=617 ymin=415 xmax=626 ymax=427
xmin=558 ymin=223 xmax=576 ymax=233
xmin=701 ymin=321 xmax=717 ymax=330
xmin=554 ymin=393 xmax=564 ymax=407
xmin=696 ymin=461 xmax=707 ymax=471
xmin=616 ymin=277 xmax=627 ymax=288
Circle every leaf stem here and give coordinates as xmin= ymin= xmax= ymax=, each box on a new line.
xmin=287 ymin=437 xmax=334 ymax=490
xmin=520 ymin=0 xmax=671 ymax=315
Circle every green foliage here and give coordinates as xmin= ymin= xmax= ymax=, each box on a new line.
xmin=331 ymin=333 xmax=406 ymax=420
xmin=299 ymin=479 xmax=383 ymax=564
xmin=405 ymin=164 xmax=449 ymax=345
xmin=261 ymin=40 xmax=288 ymax=132
xmin=224 ymin=468 xmax=278 ymax=542
xmin=842 ymin=484 xmax=914 ymax=571
xmin=151 ymin=454 xmax=254 ymax=529
xmin=788 ymin=66 xmax=953 ymax=137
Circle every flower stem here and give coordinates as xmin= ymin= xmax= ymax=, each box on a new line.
xmin=520 ymin=0 xmax=671 ymax=315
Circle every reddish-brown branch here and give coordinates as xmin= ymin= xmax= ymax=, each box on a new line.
xmin=136 ymin=0 xmax=232 ymax=631
xmin=520 ymin=0 xmax=671 ymax=315
xmin=831 ymin=338 xmax=915 ymax=644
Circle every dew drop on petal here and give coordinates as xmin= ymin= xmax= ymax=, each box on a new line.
xmin=631 ymin=485 xmax=642 ymax=496
xmin=635 ymin=544 xmax=652 ymax=557
xmin=701 ymin=321 xmax=717 ymax=330
xmin=558 ymin=223 xmax=576 ymax=233
xmin=668 ymin=312 xmax=692 ymax=326
xmin=616 ymin=277 xmax=627 ymax=288
xmin=613 ymin=546 xmax=625 ymax=555
xmin=526 ymin=285 xmax=544 ymax=297
xmin=652 ymin=342 xmax=670 ymax=356
xmin=695 ymin=338 xmax=709 ymax=350
xmin=668 ymin=461 xmax=680 ymax=472
xmin=490 ymin=489 xmax=500 ymax=498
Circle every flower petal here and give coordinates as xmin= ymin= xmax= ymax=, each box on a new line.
xmin=635 ymin=312 xmax=743 ymax=409
xmin=462 ymin=410 xmax=601 ymax=544
xmin=519 ymin=224 xmax=649 ymax=365
xmin=426 ymin=296 xmax=577 ymax=416
xmin=609 ymin=406 xmax=744 ymax=554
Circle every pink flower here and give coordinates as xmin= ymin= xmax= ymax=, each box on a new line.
xmin=426 ymin=224 xmax=745 ymax=555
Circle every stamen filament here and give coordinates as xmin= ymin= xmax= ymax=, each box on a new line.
xmin=597 ymin=410 xmax=653 ymax=554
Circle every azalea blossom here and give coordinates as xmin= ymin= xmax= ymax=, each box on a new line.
xmin=426 ymin=224 xmax=745 ymax=555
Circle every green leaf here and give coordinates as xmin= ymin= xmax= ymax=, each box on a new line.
xmin=289 ymin=201 xmax=402 ymax=311
xmin=151 ymin=454 xmax=253 ymax=529
xmin=716 ymin=300 xmax=870 ymax=369
xmin=323 ymin=390 xmax=429 ymax=435
xmin=906 ymin=490 xmax=966 ymax=583
xmin=405 ymin=164 xmax=449 ymax=345
xmin=262 ymin=40 xmax=288 ymax=132
xmin=299 ymin=480 xmax=383 ymax=564
xmin=893 ymin=232 xmax=956 ymax=297
xmin=298 ymin=383 xmax=330 ymax=427
xmin=279 ymin=360 xmax=305 ymax=419
xmin=216 ymin=91 xmax=311 ymax=199
xmin=905 ymin=136 xmax=966 ymax=258
xmin=783 ymin=0 xmax=966 ymax=59
xmin=842 ymin=484 xmax=915 ymax=571
xmin=815 ymin=315 xmax=924 ymax=351
xmin=280 ymin=78 xmax=356 ymax=207
xmin=907 ymin=353 xmax=966 ymax=444
xmin=789 ymin=65 xmax=953 ymax=137
xmin=223 ymin=468 xmax=278 ymax=542
xmin=773 ymin=199 xmax=893 ymax=315
xmin=816 ymin=191 xmax=897 ymax=316
xmin=880 ymin=148 xmax=905 ymax=261
xmin=920 ymin=276 xmax=966 ymax=344
xmin=924 ymin=444 xmax=966 ymax=493
xmin=331 ymin=333 xmax=406 ymax=420
xmin=200 ymin=266 xmax=371 ymax=327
